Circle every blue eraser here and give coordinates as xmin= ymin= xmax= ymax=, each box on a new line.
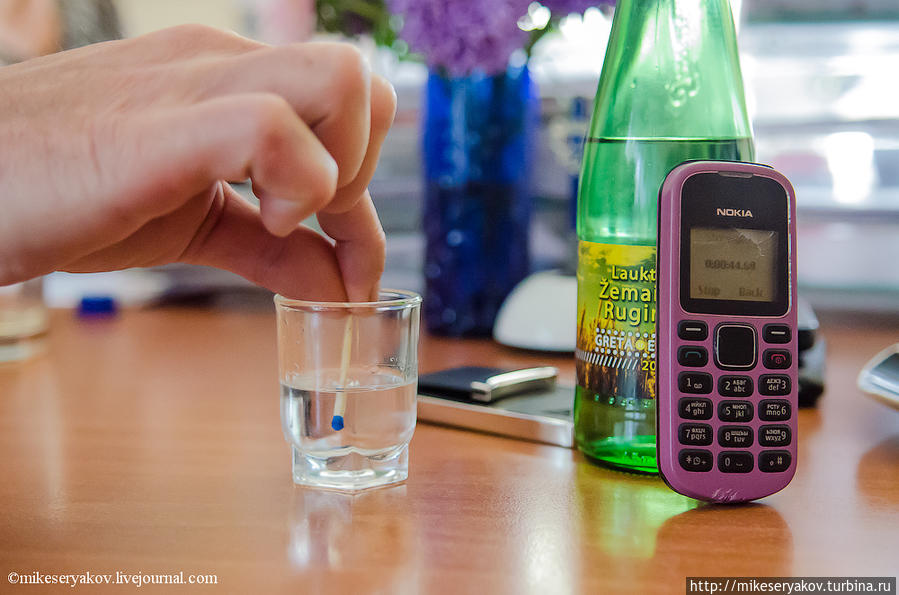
xmin=331 ymin=416 xmax=344 ymax=431
xmin=77 ymin=296 xmax=118 ymax=318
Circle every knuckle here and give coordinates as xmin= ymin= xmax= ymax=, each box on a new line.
xmin=138 ymin=24 xmax=256 ymax=60
xmin=247 ymin=94 xmax=294 ymax=152
xmin=152 ymin=23 xmax=228 ymax=44
xmin=325 ymin=44 xmax=370 ymax=103
xmin=247 ymin=94 xmax=337 ymax=211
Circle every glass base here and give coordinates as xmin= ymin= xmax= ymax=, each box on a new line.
xmin=578 ymin=436 xmax=659 ymax=475
xmin=291 ymin=445 xmax=409 ymax=492
xmin=0 ymin=334 xmax=47 ymax=363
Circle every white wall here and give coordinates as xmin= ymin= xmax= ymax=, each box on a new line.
xmin=114 ymin=0 xmax=246 ymax=37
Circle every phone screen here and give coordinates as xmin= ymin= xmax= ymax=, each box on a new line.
xmin=689 ymin=227 xmax=779 ymax=302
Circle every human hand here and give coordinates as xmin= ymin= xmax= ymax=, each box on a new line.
xmin=0 ymin=25 xmax=396 ymax=301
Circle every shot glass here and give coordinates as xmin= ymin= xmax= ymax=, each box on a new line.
xmin=0 ymin=277 xmax=49 ymax=363
xmin=275 ymin=290 xmax=421 ymax=492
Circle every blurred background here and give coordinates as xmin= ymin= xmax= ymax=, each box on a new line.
xmin=4 ymin=0 xmax=898 ymax=319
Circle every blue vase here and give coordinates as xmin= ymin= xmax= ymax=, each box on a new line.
xmin=422 ymin=64 xmax=537 ymax=336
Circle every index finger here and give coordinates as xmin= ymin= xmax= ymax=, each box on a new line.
xmin=316 ymin=190 xmax=385 ymax=302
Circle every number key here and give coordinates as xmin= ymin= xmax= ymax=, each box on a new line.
xmin=718 ymin=400 xmax=753 ymax=422
xmin=759 ymin=375 xmax=791 ymax=396
xmin=759 ymin=399 xmax=791 ymax=422
xmin=679 ymin=372 xmax=713 ymax=394
xmin=678 ymin=397 xmax=713 ymax=420
xmin=718 ymin=425 xmax=754 ymax=448
xmin=759 ymin=425 xmax=791 ymax=447
xmin=679 ymin=423 xmax=713 ymax=446
xmin=718 ymin=375 xmax=753 ymax=397
xmin=718 ymin=451 xmax=754 ymax=473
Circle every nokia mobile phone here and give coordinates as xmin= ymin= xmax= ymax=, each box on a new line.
xmin=656 ymin=161 xmax=798 ymax=503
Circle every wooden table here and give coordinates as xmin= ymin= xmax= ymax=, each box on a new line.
xmin=1 ymin=307 xmax=897 ymax=593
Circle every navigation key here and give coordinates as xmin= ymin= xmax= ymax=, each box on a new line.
xmin=763 ymin=324 xmax=791 ymax=344
xmin=763 ymin=349 xmax=792 ymax=369
xmin=678 ymin=346 xmax=708 ymax=367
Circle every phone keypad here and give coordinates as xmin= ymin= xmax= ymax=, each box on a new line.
xmin=675 ymin=319 xmax=794 ymax=474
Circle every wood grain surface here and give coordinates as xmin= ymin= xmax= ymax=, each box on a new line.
xmin=0 ymin=307 xmax=896 ymax=594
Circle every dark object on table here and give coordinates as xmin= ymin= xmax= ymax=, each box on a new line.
xmin=418 ymin=365 xmax=558 ymax=403
xmin=797 ymin=298 xmax=826 ymax=407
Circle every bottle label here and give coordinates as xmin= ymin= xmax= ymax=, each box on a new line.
xmin=576 ymin=241 xmax=657 ymax=399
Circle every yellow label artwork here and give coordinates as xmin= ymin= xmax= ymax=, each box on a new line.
xmin=576 ymin=241 xmax=657 ymax=399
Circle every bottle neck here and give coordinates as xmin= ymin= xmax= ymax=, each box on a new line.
xmin=589 ymin=0 xmax=752 ymax=141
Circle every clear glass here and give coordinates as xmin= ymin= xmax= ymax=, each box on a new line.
xmin=275 ymin=290 xmax=421 ymax=492
xmin=574 ymin=0 xmax=754 ymax=473
xmin=0 ymin=278 xmax=49 ymax=363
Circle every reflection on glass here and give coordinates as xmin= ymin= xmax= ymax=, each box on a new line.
xmin=286 ymin=486 xmax=417 ymax=592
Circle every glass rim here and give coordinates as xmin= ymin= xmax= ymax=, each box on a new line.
xmin=274 ymin=288 xmax=421 ymax=311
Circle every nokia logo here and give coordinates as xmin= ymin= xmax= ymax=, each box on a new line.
xmin=716 ymin=208 xmax=753 ymax=217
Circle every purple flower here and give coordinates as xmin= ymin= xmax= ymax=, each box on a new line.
xmin=388 ymin=0 xmax=531 ymax=76
xmin=540 ymin=0 xmax=615 ymax=16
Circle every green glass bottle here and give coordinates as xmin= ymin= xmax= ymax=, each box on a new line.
xmin=574 ymin=0 xmax=754 ymax=473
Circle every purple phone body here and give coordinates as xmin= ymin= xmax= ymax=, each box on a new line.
xmin=657 ymin=161 xmax=798 ymax=503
